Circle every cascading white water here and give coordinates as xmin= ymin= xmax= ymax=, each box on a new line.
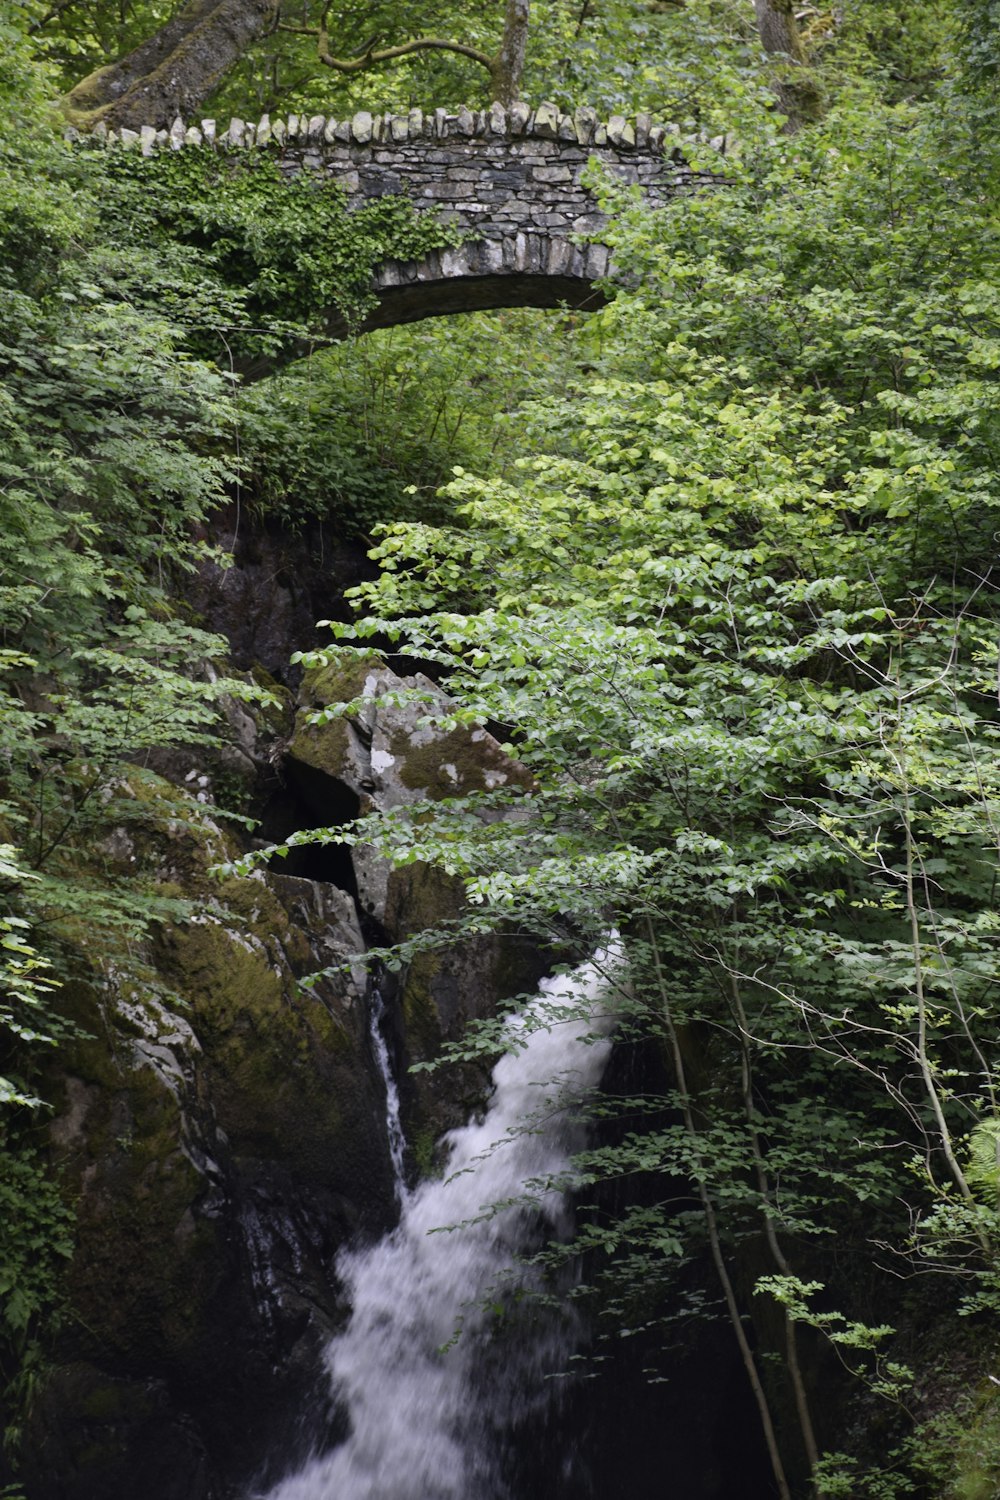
xmin=259 ymin=950 xmax=617 ymax=1500
xmin=368 ymin=982 xmax=407 ymax=1198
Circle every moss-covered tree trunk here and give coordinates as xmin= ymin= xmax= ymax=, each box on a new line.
xmin=753 ymin=0 xmax=822 ymax=127
xmin=62 ymin=0 xmax=278 ymax=130
xmin=490 ymin=0 xmax=531 ymax=106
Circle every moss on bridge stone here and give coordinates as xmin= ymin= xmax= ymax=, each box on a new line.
xmin=79 ymin=104 xmax=728 ymax=355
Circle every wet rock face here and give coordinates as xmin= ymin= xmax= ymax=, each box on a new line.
xmin=21 ymin=1365 xmax=213 ymax=1500
xmin=23 ymin=544 xmax=543 ymax=1498
xmin=287 ymin=652 xmax=545 ymax=1136
xmin=188 ymin=504 xmax=372 ymax=685
xmin=26 ymin=773 xmax=394 ymax=1499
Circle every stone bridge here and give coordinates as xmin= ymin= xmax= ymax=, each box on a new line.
xmin=90 ymin=102 xmax=727 ymax=342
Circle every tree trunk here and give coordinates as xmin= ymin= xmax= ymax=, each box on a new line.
xmin=753 ymin=0 xmax=822 ymax=127
xmin=62 ymin=0 xmax=278 ymax=130
xmin=754 ymin=0 xmax=807 ymax=62
xmin=490 ymin=0 xmax=530 ymax=106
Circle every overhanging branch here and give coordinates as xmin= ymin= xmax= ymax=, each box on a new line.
xmin=304 ymin=29 xmax=494 ymax=76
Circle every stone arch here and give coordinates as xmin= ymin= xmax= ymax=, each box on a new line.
xmin=85 ymin=102 xmax=728 ymax=363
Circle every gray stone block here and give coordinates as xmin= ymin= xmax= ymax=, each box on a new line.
xmin=440 ymin=246 xmax=471 ymax=276
xmin=533 ymin=103 xmax=560 ymax=139
xmin=477 ymin=238 xmax=505 ymax=273
xmin=546 ymin=238 xmax=572 ymax=274
xmin=573 ymin=106 xmax=597 ymax=144
xmin=585 ymin=243 xmax=610 ymax=277
xmin=606 ymin=115 xmax=635 ymax=148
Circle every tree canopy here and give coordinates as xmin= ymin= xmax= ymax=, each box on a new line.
xmin=42 ymin=0 xmax=829 ymax=129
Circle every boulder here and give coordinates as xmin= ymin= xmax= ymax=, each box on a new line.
xmin=31 ymin=768 xmax=394 ymax=1496
xmin=287 ymin=652 xmax=544 ymax=1136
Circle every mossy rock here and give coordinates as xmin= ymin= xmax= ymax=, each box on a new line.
xmin=249 ymin=662 xmax=296 ymax=736
xmin=42 ymin=768 xmax=386 ymax=1372
xmin=301 ymin=655 xmax=383 ymax=710
xmin=153 ymin=904 xmax=357 ymax=1177
xmin=288 ymin=655 xmax=381 ymax=782
xmin=391 ymin=722 xmax=532 ymax=800
xmin=50 ymin=1033 xmax=220 ymax=1364
xmin=86 ymin=765 xmax=233 ymax=890
xmin=288 ymin=709 xmax=351 ymax=783
xmin=20 ymin=1362 xmax=211 ymax=1500
xmin=385 ymin=858 xmax=464 ymax=943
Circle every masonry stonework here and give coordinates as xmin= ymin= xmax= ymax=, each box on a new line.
xmin=81 ymin=103 xmax=729 ymax=331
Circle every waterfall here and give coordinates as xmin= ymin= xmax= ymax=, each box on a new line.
xmin=368 ymin=981 xmax=407 ymax=1198
xmin=258 ymin=949 xmax=617 ymax=1500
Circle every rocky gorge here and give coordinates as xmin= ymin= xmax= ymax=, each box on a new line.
xmin=14 ymin=510 xmax=770 ymax=1500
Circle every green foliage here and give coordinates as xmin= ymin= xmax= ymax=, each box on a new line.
xmin=0 ymin=850 xmax=63 ymax=1110
xmin=0 ymin=1145 xmax=74 ymax=1348
xmin=21 ymin=0 xmax=964 ymax=130
xmin=945 ymin=1390 xmax=1000 ymax=1500
xmin=954 ymin=0 xmax=1000 ymax=91
xmin=965 ymin=1119 xmax=1000 ymax=1201
xmin=237 ymin=307 xmax=588 ymax=536
xmin=93 ymin=144 xmax=461 ymax=364
xmin=8 ymin=0 xmax=1000 ymax=1494
xmin=234 ymin=65 xmax=1000 ymax=1496
xmin=0 ymin=1132 xmax=75 ymax=1465
xmin=0 ymin=15 xmax=278 ymax=1455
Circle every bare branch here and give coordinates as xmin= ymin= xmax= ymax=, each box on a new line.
xmin=314 ymin=33 xmax=494 ymax=76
